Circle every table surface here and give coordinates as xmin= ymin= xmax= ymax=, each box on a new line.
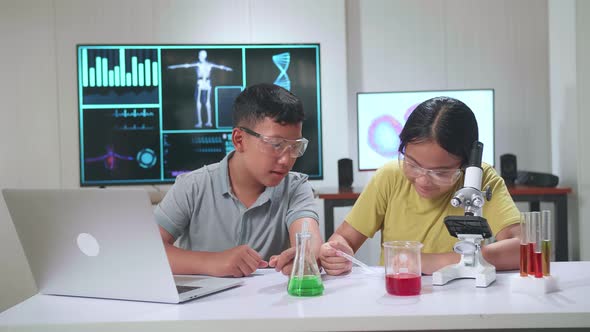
xmin=1 ymin=262 xmax=589 ymax=332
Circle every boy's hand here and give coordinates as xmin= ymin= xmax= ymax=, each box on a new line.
xmin=268 ymin=247 xmax=296 ymax=276
xmin=212 ymin=245 xmax=268 ymax=277
xmin=319 ymin=241 xmax=353 ymax=276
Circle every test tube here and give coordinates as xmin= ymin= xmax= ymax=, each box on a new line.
xmin=519 ymin=212 xmax=528 ymax=277
xmin=532 ymin=212 xmax=543 ymax=278
xmin=541 ymin=210 xmax=552 ymax=276
xmin=527 ymin=212 xmax=536 ymax=275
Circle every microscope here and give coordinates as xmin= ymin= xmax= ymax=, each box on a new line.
xmin=432 ymin=141 xmax=496 ymax=288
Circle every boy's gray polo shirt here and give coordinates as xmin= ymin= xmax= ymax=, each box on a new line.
xmin=154 ymin=152 xmax=319 ymax=260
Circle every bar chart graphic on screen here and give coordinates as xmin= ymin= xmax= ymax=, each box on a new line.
xmin=80 ymin=47 xmax=159 ymax=105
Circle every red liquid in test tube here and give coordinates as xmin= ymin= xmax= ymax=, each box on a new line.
xmin=528 ymin=243 xmax=536 ymax=275
xmin=527 ymin=212 xmax=537 ymax=276
xmin=534 ymin=252 xmax=543 ymax=278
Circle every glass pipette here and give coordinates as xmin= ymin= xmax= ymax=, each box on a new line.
xmin=334 ymin=249 xmax=376 ymax=274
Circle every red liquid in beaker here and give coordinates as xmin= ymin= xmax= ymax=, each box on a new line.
xmin=385 ymin=273 xmax=421 ymax=296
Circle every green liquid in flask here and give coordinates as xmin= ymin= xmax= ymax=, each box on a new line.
xmin=288 ymin=275 xmax=324 ymax=296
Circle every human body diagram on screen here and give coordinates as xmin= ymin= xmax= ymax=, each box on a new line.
xmin=168 ymin=50 xmax=233 ymax=128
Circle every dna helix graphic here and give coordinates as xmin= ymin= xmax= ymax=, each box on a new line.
xmin=272 ymin=52 xmax=291 ymax=91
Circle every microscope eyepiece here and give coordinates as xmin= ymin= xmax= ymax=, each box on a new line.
xmin=467 ymin=141 xmax=484 ymax=168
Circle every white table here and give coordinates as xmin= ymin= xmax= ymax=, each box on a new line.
xmin=1 ymin=262 xmax=589 ymax=331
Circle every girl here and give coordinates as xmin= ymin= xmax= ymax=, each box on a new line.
xmin=320 ymin=97 xmax=521 ymax=275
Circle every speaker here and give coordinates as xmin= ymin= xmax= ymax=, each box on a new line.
xmin=500 ymin=153 xmax=517 ymax=185
xmin=516 ymin=171 xmax=559 ymax=187
xmin=338 ymin=158 xmax=353 ymax=188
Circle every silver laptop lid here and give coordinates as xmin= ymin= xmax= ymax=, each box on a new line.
xmin=3 ymin=188 xmax=181 ymax=303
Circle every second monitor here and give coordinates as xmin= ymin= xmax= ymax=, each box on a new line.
xmin=356 ymin=89 xmax=494 ymax=171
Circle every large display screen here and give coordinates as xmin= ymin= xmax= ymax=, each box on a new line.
xmin=77 ymin=44 xmax=322 ymax=186
xmin=357 ymin=89 xmax=494 ymax=171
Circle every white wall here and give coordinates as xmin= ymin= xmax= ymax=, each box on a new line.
xmin=0 ymin=0 xmax=59 ymax=313
xmin=51 ymin=0 xmax=348 ymax=190
xmin=548 ymin=0 xmax=580 ymax=260
xmin=346 ymin=0 xmax=551 ymax=187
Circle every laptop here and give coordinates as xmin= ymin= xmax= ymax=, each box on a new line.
xmin=2 ymin=188 xmax=243 ymax=304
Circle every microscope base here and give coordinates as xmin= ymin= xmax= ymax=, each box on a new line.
xmin=432 ymin=263 xmax=496 ymax=288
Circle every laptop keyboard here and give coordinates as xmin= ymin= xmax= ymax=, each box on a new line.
xmin=176 ymin=285 xmax=201 ymax=294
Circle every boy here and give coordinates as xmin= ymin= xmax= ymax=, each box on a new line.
xmin=156 ymin=83 xmax=322 ymax=277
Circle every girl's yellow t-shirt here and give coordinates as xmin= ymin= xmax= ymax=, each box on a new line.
xmin=346 ymin=161 xmax=520 ymax=265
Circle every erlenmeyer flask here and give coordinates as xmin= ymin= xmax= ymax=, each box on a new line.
xmin=287 ymin=223 xmax=324 ymax=296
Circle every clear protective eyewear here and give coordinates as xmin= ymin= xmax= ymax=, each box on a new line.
xmin=239 ymin=126 xmax=309 ymax=158
xmin=399 ymin=153 xmax=462 ymax=185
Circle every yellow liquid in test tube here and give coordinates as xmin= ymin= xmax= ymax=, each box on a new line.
xmin=542 ymin=240 xmax=551 ymax=276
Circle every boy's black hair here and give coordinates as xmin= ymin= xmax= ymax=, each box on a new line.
xmin=398 ymin=96 xmax=479 ymax=166
xmin=232 ymin=83 xmax=305 ymax=127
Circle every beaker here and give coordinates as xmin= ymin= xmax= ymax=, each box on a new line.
xmin=383 ymin=241 xmax=423 ymax=296
xmin=287 ymin=229 xmax=324 ymax=296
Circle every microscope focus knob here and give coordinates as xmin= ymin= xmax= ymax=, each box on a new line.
xmin=484 ymin=186 xmax=493 ymax=201
xmin=451 ymin=197 xmax=462 ymax=207
xmin=472 ymin=197 xmax=483 ymax=208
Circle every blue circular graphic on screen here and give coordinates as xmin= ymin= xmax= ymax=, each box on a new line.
xmin=136 ymin=148 xmax=157 ymax=169
xmin=368 ymin=115 xmax=402 ymax=158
